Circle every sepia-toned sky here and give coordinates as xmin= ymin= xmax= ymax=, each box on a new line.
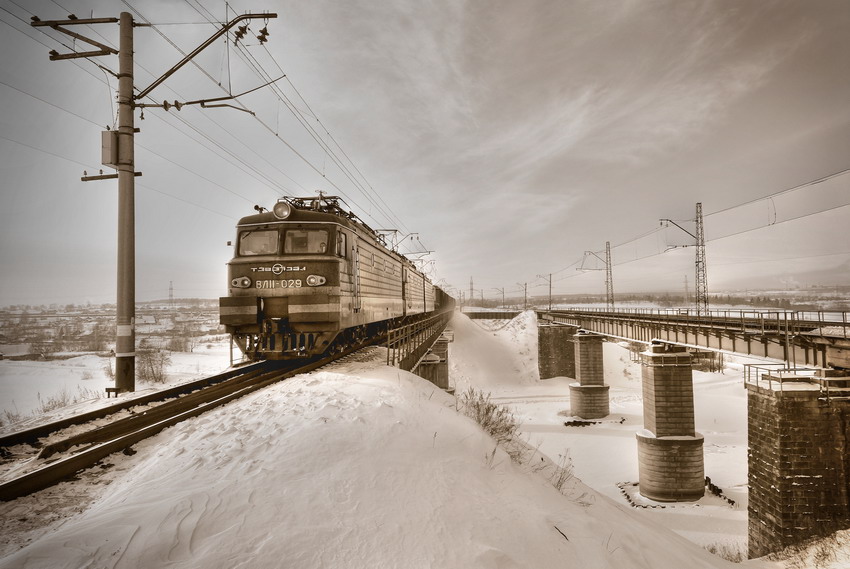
xmin=1 ymin=0 xmax=848 ymax=306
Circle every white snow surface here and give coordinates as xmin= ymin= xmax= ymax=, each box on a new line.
xmin=1 ymin=310 xmax=835 ymax=568
xmin=0 ymin=343 xmax=231 ymax=430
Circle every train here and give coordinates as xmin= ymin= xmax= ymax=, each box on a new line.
xmin=219 ymin=195 xmax=455 ymax=360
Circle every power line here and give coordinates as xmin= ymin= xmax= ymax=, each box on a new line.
xmin=8 ymin=1 xmax=314 ymax=207
xmin=705 ymin=167 xmax=850 ymax=218
xmin=175 ymin=1 xmax=424 ymax=246
xmin=0 ymin=132 xmax=234 ymax=219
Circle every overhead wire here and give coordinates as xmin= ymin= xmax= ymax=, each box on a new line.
xmin=526 ymin=169 xmax=848 ymax=297
xmin=0 ymin=132 xmax=233 ymax=219
xmin=16 ymin=1 xmax=314 ymax=205
xmin=127 ymin=2 xmax=387 ymax=228
xmin=3 ymin=3 xmax=281 ymax=208
xmin=704 ymin=167 xmax=850 ymax=218
xmin=178 ymin=0 xmax=428 ymax=252
xmin=25 ymin=0 xmax=432 ymax=260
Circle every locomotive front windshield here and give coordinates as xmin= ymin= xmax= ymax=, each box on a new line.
xmin=238 ymin=227 xmax=331 ymax=256
xmin=239 ymin=229 xmax=278 ymax=256
xmin=284 ymin=229 xmax=329 ymax=254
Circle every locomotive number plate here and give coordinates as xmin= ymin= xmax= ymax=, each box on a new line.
xmin=256 ymin=279 xmax=303 ymax=289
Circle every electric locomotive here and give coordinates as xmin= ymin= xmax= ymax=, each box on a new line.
xmin=219 ymin=195 xmax=452 ymax=360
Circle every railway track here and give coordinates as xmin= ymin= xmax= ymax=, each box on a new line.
xmin=0 ymin=343 xmax=374 ymax=502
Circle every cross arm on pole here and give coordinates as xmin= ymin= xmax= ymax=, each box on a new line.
xmin=31 ymin=16 xmax=119 ymax=59
xmin=660 ymin=218 xmax=696 ymax=240
xmin=135 ymin=13 xmax=277 ymax=101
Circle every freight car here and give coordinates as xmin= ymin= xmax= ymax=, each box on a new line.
xmin=219 ymin=195 xmax=454 ymax=360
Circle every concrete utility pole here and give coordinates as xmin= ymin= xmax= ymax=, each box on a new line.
xmin=517 ymin=282 xmax=527 ymax=310
xmin=32 ymin=10 xmax=277 ymax=393
xmin=115 ymin=11 xmax=136 ymax=392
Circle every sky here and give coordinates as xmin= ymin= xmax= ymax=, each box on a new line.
xmin=0 ymin=0 xmax=848 ymax=307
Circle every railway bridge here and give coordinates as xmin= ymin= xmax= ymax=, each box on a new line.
xmin=528 ymin=307 xmax=850 ymax=558
xmin=542 ymin=307 xmax=849 ymax=369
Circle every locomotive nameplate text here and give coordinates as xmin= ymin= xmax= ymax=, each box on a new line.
xmin=256 ymin=279 xmax=303 ymax=289
xmin=251 ymin=264 xmax=306 ymax=274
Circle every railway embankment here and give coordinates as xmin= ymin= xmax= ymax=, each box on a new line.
xmin=3 ymin=312 xmax=844 ymax=567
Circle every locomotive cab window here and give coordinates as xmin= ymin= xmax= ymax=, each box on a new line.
xmin=284 ymin=229 xmax=329 ymax=254
xmin=239 ymin=229 xmax=278 ymax=256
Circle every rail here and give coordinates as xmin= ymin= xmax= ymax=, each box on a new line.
xmin=0 ymin=361 xmax=270 ymax=448
xmin=387 ymin=311 xmax=452 ymax=372
xmin=0 ymin=340 xmax=378 ymax=502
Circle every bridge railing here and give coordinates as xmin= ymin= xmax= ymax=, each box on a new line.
xmin=387 ymin=311 xmax=453 ymax=372
xmin=543 ymin=307 xmax=848 ymax=336
xmin=744 ymin=363 xmax=850 ymax=401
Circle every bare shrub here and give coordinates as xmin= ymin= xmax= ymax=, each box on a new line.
xmin=766 ymin=531 xmax=844 ymax=569
xmin=137 ymin=349 xmax=171 ymax=384
xmin=704 ymin=540 xmax=746 ymax=563
xmin=550 ymin=451 xmax=575 ymax=492
xmin=103 ymin=360 xmax=114 ymax=381
xmin=35 ymin=389 xmax=70 ymax=414
xmin=458 ymin=387 xmax=520 ymax=445
xmin=458 ymin=387 xmax=523 ymax=462
xmin=2 ymin=407 xmax=22 ymax=427
xmin=34 ymin=385 xmax=102 ymax=415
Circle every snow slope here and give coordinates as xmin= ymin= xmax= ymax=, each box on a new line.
xmin=450 ymin=311 xmax=751 ymax=554
xmin=2 ymin=338 xmax=748 ymax=568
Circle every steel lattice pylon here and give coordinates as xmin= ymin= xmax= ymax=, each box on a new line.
xmin=694 ymin=203 xmax=709 ymax=315
xmin=605 ymin=241 xmax=614 ymax=311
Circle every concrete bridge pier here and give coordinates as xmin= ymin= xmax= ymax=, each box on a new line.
xmin=538 ymin=323 xmax=576 ymax=379
xmin=747 ymin=370 xmax=850 ymax=558
xmin=415 ymin=332 xmax=452 ymax=392
xmin=569 ymin=331 xmax=610 ymax=419
xmin=636 ymin=342 xmax=704 ymax=502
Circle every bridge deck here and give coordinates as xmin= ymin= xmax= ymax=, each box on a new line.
xmin=540 ymin=308 xmax=850 ymax=369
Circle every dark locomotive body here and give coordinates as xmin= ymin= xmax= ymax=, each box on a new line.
xmin=219 ymin=196 xmax=453 ymax=360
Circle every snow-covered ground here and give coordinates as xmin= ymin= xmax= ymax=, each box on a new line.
xmin=0 ymin=341 xmax=232 ymax=431
xmin=0 ymin=312 xmax=847 ymax=567
xmin=451 ymin=312 xmax=750 ymax=554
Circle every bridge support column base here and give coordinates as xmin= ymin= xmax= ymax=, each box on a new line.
xmin=569 ymin=383 xmax=610 ymax=419
xmin=636 ymin=430 xmax=704 ymax=502
xmin=414 ymin=332 xmax=452 ymax=392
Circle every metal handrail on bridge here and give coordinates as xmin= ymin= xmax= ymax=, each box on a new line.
xmin=542 ymin=307 xmax=848 ymax=337
xmin=743 ymin=363 xmax=850 ymax=402
xmin=387 ymin=311 xmax=452 ymax=372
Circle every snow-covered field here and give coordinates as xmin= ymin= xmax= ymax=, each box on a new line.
xmin=0 ymin=312 xmax=847 ymax=568
xmin=0 ymin=342 xmax=232 ymax=431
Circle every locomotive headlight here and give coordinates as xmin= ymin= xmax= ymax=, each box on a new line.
xmin=231 ymin=276 xmax=252 ymax=288
xmin=272 ymin=200 xmax=292 ymax=220
xmin=306 ymin=274 xmax=326 ymax=286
